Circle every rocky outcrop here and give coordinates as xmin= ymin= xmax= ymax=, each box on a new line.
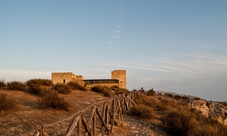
xmin=188 ymin=100 xmax=209 ymax=117
xmin=188 ymin=100 xmax=227 ymax=125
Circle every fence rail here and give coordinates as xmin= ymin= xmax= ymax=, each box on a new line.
xmin=22 ymin=91 xmax=142 ymax=136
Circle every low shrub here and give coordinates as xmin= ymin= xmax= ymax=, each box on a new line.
xmin=161 ymin=98 xmax=227 ymax=136
xmin=0 ymin=93 xmax=17 ymax=111
xmin=0 ymin=80 xmax=6 ymax=88
xmin=38 ymin=89 xmax=69 ymax=111
xmin=130 ymin=104 xmax=154 ymax=119
xmin=134 ymin=94 xmax=156 ymax=107
xmin=27 ymin=84 xmax=42 ymax=95
xmin=146 ymin=88 xmax=155 ymax=96
xmin=53 ymin=83 xmax=71 ymax=94
xmin=165 ymin=92 xmax=173 ymax=97
xmin=91 ymin=86 xmax=113 ymax=97
xmin=7 ymin=81 xmax=25 ymax=91
xmin=162 ymin=109 xmax=195 ymax=136
xmin=174 ymin=95 xmax=182 ymax=100
xmin=111 ymin=85 xmax=130 ymax=94
xmin=67 ymin=81 xmax=86 ymax=91
xmin=182 ymin=96 xmax=190 ymax=100
xmin=26 ymin=79 xmax=53 ymax=86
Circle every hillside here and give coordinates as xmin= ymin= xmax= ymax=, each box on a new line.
xmin=0 ymin=88 xmax=167 ymax=136
xmin=1 ymin=82 xmax=227 ymax=136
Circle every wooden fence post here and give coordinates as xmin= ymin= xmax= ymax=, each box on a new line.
xmin=65 ymin=114 xmax=81 ymax=136
xmin=102 ymin=102 xmax=106 ymax=136
xmin=110 ymin=99 xmax=115 ymax=132
xmin=78 ymin=115 xmax=82 ymax=136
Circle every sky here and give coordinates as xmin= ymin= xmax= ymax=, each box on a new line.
xmin=0 ymin=1 xmax=227 ymax=101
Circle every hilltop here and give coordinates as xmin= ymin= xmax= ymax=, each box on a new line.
xmin=1 ymin=79 xmax=227 ymax=136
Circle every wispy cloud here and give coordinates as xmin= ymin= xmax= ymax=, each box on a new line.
xmin=114 ymin=35 xmax=121 ymax=39
xmin=113 ymin=30 xmax=121 ymax=33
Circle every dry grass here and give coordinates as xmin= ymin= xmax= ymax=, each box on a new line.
xmin=146 ymin=88 xmax=155 ymax=96
xmin=53 ymin=83 xmax=71 ymax=94
xmin=7 ymin=81 xmax=25 ymax=91
xmin=67 ymin=81 xmax=87 ymax=91
xmin=161 ymin=98 xmax=227 ymax=136
xmin=130 ymin=104 xmax=155 ymax=119
xmin=0 ymin=93 xmax=17 ymax=111
xmin=38 ymin=89 xmax=70 ymax=111
xmin=91 ymin=85 xmax=113 ymax=97
xmin=0 ymin=80 xmax=6 ymax=89
xmin=26 ymin=79 xmax=53 ymax=86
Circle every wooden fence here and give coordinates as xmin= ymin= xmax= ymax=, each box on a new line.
xmin=22 ymin=91 xmax=142 ymax=136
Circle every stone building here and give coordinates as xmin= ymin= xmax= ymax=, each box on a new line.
xmin=51 ymin=72 xmax=84 ymax=85
xmin=51 ymin=70 xmax=126 ymax=89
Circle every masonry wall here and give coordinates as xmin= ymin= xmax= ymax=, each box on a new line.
xmin=111 ymin=70 xmax=126 ymax=89
xmin=52 ymin=72 xmax=75 ymax=84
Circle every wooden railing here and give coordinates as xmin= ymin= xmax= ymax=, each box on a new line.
xmin=22 ymin=91 xmax=142 ymax=136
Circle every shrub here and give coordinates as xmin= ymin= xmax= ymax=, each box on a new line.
xmin=0 ymin=93 xmax=17 ymax=111
xmin=0 ymin=80 xmax=6 ymax=88
xmin=130 ymin=104 xmax=154 ymax=119
xmin=146 ymin=88 xmax=155 ymax=96
xmin=174 ymin=95 xmax=182 ymax=100
xmin=162 ymin=109 xmax=195 ymax=136
xmin=160 ymin=98 xmax=227 ymax=136
xmin=53 ymin=83 xmax=71 ymax=94
xmin=165 ymin=92 xmax=173 ymax=97
xmin=7 ymin=81 xmax=25 ymax=91
xmin=38 ymin=89 xmax=69 ymax=111
xmin=134 ymin=94 xmax=156 ymax=107
xmin=91 ymin=86 xmax=113 ymax=97
xmin=26 ymin=79 xmax=53 ymax=86
xmin=111 ymin=85 xmax=130 ymax=94
xmin=27 ymin=84 xmax=42 ymax=95
xmin=67 ymin=81 xmax=86 ymax=91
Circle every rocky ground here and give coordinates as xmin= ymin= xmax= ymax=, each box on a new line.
xmin=0 ymin=89 xmax=167 ymax=136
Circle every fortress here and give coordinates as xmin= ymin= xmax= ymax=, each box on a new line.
xmin=51 ymin=70 xmax=126 ymax=89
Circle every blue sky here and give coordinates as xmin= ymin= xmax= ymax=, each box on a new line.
xmin=1 ymin=1 xmax=227 ymax=101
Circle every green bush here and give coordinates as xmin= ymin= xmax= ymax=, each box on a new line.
xmin=7 ymin=81 xmax=25 ymax=91
xmin=27 ymin=84 xmax=42 ymax=95
xmin=53 ymin=83 xmax=71 ymax=94
xmin=38 ymin=89 xmax=70 ymax=111
xmin=26 ymin=79 xmax=53 ymax=86
xmin=146 ymin=88 xmax=155 ymax=96
xmin=91 ymin=86 xmax=113 ymax=97
xmin=67 ymin=81 xmax=86 ymax=91
xmin=130 ymin=104 xmax=154 ymax=119
xmin=0 ymin=80 xmax=6 ymax=88
xmin=0 ymin=93 xmax=17 ymax=111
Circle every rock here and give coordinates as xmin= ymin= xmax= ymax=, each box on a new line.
xmin=188 ymin=100 xmax=209 ymax=117
xmin=208 ymin=102 xmax=227 ymax=119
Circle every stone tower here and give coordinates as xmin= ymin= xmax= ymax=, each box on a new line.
xmin=111 ymin=70 xmax=126 ymax=89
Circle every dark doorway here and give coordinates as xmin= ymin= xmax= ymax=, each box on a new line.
xmin=63 ymin=79 xmax=65 ymax=83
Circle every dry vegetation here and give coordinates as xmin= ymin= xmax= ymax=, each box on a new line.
xmin=1 ymin=78 xmax=227 ymax=135
xmin=130 ymin=89 xmax=227 ymax=136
